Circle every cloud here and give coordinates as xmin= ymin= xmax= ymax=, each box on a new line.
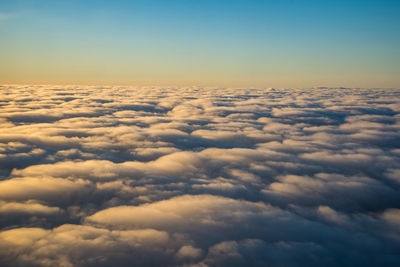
xmin=0 ymin=201 xmax=60 ymax=215
xmin=1 ymin=85 xmax=400 ymax=266
xmin=0 ymin=176 xmax=93 ymax=205
xmin=381 ymin=209 xmax=400 ymax=226
xmin=85 ymin=194 xmax=273 ymax=232
xmin=262 ymin=173 xmax=399 ymax=212
xmin=0 ymin=225 xmax=172 ymax=267
xmin=176 ymin=245 xmax=203 ymax=260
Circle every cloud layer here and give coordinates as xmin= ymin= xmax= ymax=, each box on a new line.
xmin=0 ymin=85 xmax=400 ymax=266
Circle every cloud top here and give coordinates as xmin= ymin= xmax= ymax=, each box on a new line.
xmin=0 ymin=85 xmax=399 ymax=266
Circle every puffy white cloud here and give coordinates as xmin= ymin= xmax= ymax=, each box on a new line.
xmin=176 ymin=245 xmax=203 ymax=260
xmin=1 ymin=85 xmax=400 ymax=266
xmin=0 ymin=225 xmax=172 ymax=267
xmin=0 ymin=177 xmax=93 ymax=203
xmin=85 ymin=194 xmax=275 ymax=232
xmin=0 ymin=201 xmax=60 ymax=215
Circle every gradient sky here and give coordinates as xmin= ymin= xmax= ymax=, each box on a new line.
xmin=1 ymin=0 xmax=399 ymax=87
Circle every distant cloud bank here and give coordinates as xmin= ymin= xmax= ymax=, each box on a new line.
xmin=0 ymin=85 xmax=399 ymax=266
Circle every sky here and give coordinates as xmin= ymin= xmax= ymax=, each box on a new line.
xmin=0 ymin=0 xmax=400 ymax=87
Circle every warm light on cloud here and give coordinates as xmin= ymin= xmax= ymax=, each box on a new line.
xmin=0 ymin=85 xmax=399 ymax=266
xmin=1 ymin=0 xmax=399 ymax=265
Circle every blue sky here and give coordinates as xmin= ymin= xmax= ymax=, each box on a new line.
xmin=1 ymin=0 xmax=399 ymax=87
